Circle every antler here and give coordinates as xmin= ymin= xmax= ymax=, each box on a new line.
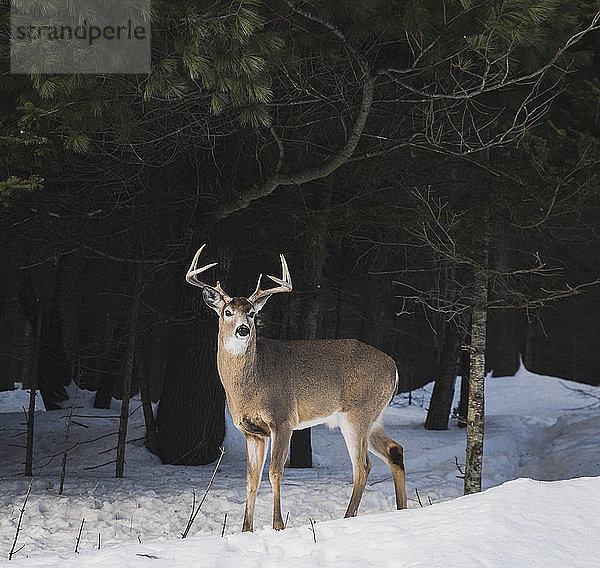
xmin=186 ymin=244 xmax=232 ymax=301
xmin=248 ymin=254 xmax=293 ymax=303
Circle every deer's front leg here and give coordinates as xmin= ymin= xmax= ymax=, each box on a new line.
xmin=242 ymin=434 xmax=267 ymax=532
xmin=269 ymin=424 xmax=292 ymax=530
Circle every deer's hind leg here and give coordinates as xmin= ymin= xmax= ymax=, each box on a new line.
xmin=339 ymin=414 xmax=372 ymax=518
xmin=368 ymin=426 xmax=407 ymax=509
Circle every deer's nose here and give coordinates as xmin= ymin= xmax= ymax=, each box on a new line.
xmin=236 ymin=325 xmax=250 ymax=337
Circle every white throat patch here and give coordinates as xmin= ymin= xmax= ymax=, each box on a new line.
xmin=223 ymin=336 xmax=249 ymax=355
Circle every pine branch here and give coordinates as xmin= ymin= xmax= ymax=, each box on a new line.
xmin=208 ymin=3 xmax=376 ymax=223
xmin=210 ymin=78 xmax=375 ymax=222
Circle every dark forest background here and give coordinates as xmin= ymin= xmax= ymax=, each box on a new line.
xmin=1 ymin=1 xmax=599 ymax=468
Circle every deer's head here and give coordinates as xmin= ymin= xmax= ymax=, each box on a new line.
xmin=185 ymin=245 xmax=292 ymax=354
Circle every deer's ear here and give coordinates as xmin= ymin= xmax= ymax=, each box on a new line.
xmin=203 ymin=286 xmax=225 ymax=314
xmin=252 ymin=294 xmax=272 ymax=314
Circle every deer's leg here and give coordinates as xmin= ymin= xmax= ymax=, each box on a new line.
xmin=368 ymin=426 xmax=407 ymax=509
xmin=268 ymin=424 xmax=292 ymax=530
xmin=242 ymin=434 xmax=268 ymax=532
xmin=340 ymin=415 xmax=371 ymax=518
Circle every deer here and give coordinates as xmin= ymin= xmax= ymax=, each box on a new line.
xmin=186 ymin=244 xmax=407 ymax=532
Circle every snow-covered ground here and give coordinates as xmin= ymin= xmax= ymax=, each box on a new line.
xmin=1 ymin=363 xmax=599 ymax=567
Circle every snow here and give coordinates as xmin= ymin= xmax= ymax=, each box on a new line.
xmin=1 ymin=362 xmax=599 ymax=567
xmin=0 ymin=385 xmax=44 ymax=414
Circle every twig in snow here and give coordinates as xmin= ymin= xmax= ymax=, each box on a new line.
xmin=97 ymin=533 xmax=101 ymax=550
xmin=35 ymin=432 xmax=117 ymax=463
xmin=455 ymin=456 xmax=465 ymax=478
xmin=181 ymin=447 xmax=225 ymax=539
xmin=284 ymin=511 xmax=290 ymax=529
xmin=221 ymin=513 xmax=228 ymax=537
xmin=559 ymin=381 xmax=600 ymax=410
xmin=9 ymin=478 xmax=33 ymax=560
xmin=428 ymin=496 xmax=433 ymax=505
xmin=415 ymin=487 xmax=423 ymax=507
xmin=308 ymin=518 xmax=317 ymax=543
xmin=369 ymin=475 xmax=392 ymax=486
xmin=75 ymin=518 xmax=85 ymax=553
xmin=99 ymin=435 xmax=146 ymax=455
xmin=83 ymin=459 xmax=116 ymax=471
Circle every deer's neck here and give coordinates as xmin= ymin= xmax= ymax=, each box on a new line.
xmin=216 ymin=334 xmax=260 ymax=424
xmin=216 ymin=333 xmax=259 ymax=390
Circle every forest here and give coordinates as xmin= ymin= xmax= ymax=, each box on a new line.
xmin=1 ymin=0 xmax=599 ymax=500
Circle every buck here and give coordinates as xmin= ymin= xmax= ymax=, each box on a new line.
xmin=186 ymin=245 xmax=407 ymax=532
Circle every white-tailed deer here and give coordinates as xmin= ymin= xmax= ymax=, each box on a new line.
xmin=186 ymin=245 xmax=407 ymax=532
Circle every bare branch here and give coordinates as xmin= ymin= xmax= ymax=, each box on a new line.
xmin=382 ymin=11 xmax=600 ymax=101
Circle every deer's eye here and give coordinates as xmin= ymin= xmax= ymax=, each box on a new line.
xmin=248 ymin=311 xmax=255 ymax=319
xmin=224 ymin=309 xmax=233 ymax=317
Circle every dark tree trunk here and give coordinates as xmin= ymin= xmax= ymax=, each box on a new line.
xmin=116 ymin=264 xmax=143 ymax=478
xmin=424 ymin=322 xmax=462 ymax=430
xmin=94 ymin=280 xmax=124 ymax=408
xmin=425 ymin=265 xmax=463 ymax=430
xmin=359 ymin=274 xmax=389 ymax=349
xmin=464 ymin=236 xmax=489 ymax=495
xmin=289 ymin=428 xmax=313 ymax=468
xmin=289 ymin=180 xmax=333 ymax=468
xmin=157 ymin=271 xmax=225 ymax=465
xmin=19 ymin=270 xmax=70 ymax=410
xmin=138 ymin=340 xmax=159 ymax=455
xmin=334 ymin=271 xmax=344 ymax=339
xmin=487 ymin=235 xmax=518 ymax=376
xmin=487 ymin=309 xmax=518 ymax=376
xmin=25 ymin=305 xmax=43 ymax=476
xmin=0 ymin=272 xmax=10 ymax=391
xmin=524 ymin=319 xmax=540 ymax=372
xmin=94 ymin=375 xmax=116 ymax=408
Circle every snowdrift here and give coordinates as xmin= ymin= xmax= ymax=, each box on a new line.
xmin=2 ymin=476 xmax=599 ymax=568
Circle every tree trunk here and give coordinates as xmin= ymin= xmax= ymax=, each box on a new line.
xmin=289 ymin=180 xmax=333 ymax=468
xmin=359 ymin=273 xmax=389 ymax=349
xmin=19 ymin=269 xmax=70 ymax=409
xmin=115 ymin=264 xmax=143 ymax=478
xmin=157 ymin=254 xmax=226 ymax=465
xmin=25 ymin=305 xmax=43 ymax=477
xmin=425 ymin=265 xmax=463 ymax=430
xmin=0 ymin=273 xmax=11 ymax=391
xmin=424 ymin=322 xmax=461 ymax=430
xmin=94 ymin=278 xmax=124 ymax=408
xmin=524 ymin=319 xmax=539 ymax=372
xmin=457 ymin=335 xmax=470 ymax=428
xmin=138 ymin=341 xmax=159 ymax=455
xmin=487 ymin=309 xmax=518 ymax=376
xmin=487 ymin=234 xmax=518 ymax=376
xmin=464 ymin=236 xmax=489 ymax=495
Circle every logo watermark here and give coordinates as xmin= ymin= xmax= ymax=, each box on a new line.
xmin=10 ymin=1 xmax=151 ymax=75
